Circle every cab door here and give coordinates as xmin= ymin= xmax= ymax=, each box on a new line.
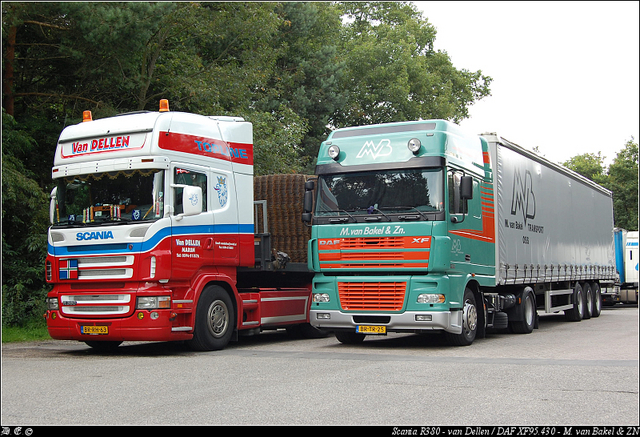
xmin=170 ymin=163 xmax=214 ymax=280
xmin=209 ymin=167 xmax=240 ymax=265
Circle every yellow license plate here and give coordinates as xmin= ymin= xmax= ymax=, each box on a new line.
xmin=81 ymin=325 xmax=108 ymax=335
xmin=356 ymin=325 xmax=386 ymax=334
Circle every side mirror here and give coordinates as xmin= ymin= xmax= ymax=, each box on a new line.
xmin=49 ymin=186 xmax=58 ymax=224
xmin=302 ymin=180 xmax=315 ymax=223
xmin=460 ymin=176 xmax=473 ymax=200
xmin=173 ymin=185 xmax=202 ymax=220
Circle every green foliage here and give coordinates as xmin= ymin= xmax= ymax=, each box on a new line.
xmin=563 ymin=140 xmax=638 ymax=231
xmin=1 ymin=1 xmax=497 ymax=326
xmin=333 ymin=2 xmax=492 ymax=127
xmin=1 ymin=317 xmax=49 ymax=343
xmin=245 ymin=107 xmax=310 ymax=176
xmin=2 ymin=111 xmax=51 ymax=326
xmin=563 ymin=152 xmax=608 ymax=186
xmin=607 ymin=139 xmax=639 ymax=231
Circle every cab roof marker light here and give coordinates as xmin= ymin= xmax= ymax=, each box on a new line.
xmin=82 ymin=110 xmax=93 ymax=122
xmin=159 ymin=99 xmax=170 ymax=112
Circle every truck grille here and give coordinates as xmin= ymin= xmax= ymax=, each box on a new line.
xmin=340 ymin=237 xmax=407 ymax=248
xmin=318 ymin=236 xmax=430 ymax=270
xmin=60 ymin=294 xmax=131 ymax=316
xmin=338 ymin=282 xmax=406 ymax=311
xmin=61 ymin=255 xmax=134 ymax=280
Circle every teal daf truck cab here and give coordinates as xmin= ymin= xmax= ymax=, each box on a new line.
xmin=304 ymin=120 xmax=498 ymax=346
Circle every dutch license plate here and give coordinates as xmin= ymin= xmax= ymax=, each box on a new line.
xmin=356 ymin=325 xmax=386 ymax=335
xmin=81 ymin=325 xmax=108 ymax=335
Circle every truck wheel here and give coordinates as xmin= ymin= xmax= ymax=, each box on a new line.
xmin=582 ymin=282 xmax=593 ymax=319
xmin=565 ymin=282 xmax=584 ymax=322
xmin=510 ymin=288 xmax=536 ymax=334
xmin=335 ymin=331 xmax=366 ymax=344
xmin=444 ymin=288 xmax=478 ymax=346
xmin=591 ymin=282 xmax=602 ymax=317
xmin=188 ymin=285 xmax=235 ymax=351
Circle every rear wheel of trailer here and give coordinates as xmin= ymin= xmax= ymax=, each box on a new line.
xmin=591 ymin=282 xmax=602 ymax=317
xmin=565 ymin=282 xmax=585 ymax=322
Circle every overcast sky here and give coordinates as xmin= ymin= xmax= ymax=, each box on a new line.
xmin=414 ymin=1 xmax=639 ymax=166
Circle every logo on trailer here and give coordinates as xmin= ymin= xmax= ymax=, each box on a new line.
xmin=510 ymin=169 xmax=536 ymax=224
xmin=356 ymin=139 xmax=392 ymax=160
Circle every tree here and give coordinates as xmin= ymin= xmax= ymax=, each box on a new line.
xmin=332 ymin=2 xmax=492 ymax=128
xmin=563 ymin=141 xmax=638 ymax=231
xmin=607 ymin=139 xmax=638 ymax=231
xmin=1 ymin=110 xmax=50 ymax=325
xmin=253 ymin=2 xmax=347 ymax=169
xmin=563 ymin=152 xmax=608 ymax=186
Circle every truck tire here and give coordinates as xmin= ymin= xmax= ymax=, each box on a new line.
xmin=335 ymin=331 xmax=366 ymax=344
xmin=591 ymin=282 xmax=602 ymax=317
xmin=565 ymin=282 xmax=584 ymax=322
xmin=188 ymin=285 xmax=235 ymax=351
xmin=582 ymin=282 xmax=593 ymax=319
xmin=444 ymin=288 xmax=478 ymax=346
xmin=510 ymin=287 xmax=536 ymax=334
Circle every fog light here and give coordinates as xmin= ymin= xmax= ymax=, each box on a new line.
xmin=316 ymin=313 xmax=331 ymax=320
xmin=313 ymin=293 xmax=330 ymax=303
xmin=415 ymin=314 xmax=432 ymax=321
xmin=417 ymin=293 xmax=445 ymax=304
xmin=150 ymin=311 xmax=159 ymax=320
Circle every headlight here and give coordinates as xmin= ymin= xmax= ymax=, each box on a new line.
xmin=313 ymin=293 xmax=331 ymax=303
xmin=136 ymin=296 xmax=171 ymax=309
xmin=46 ymin=297 xmax=59 ymax=310
xmin=417 ymin=293 xmax=445 ymax=304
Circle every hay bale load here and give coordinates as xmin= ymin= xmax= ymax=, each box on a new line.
xmin=253 ymin=174 xmax=314 ymax=264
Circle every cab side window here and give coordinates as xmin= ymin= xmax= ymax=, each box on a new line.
xmin=174 ymin=168 xmax=207 ymax=214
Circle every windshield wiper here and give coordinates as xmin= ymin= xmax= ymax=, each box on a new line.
xmin=328 ymin=209 xmax=356 ymax=223
xmin=363 ymin=206 xmax=391 ymax=221
xmin=380 ymin=206 xmax=429 ymax=221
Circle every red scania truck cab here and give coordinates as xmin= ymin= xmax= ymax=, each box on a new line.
xmin=44 ymin=101 xmax=316 ymax=351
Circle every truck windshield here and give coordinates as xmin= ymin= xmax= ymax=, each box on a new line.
xmin=52 ymin=169 xmax=165 ymax=225
xmin=315 ymin=168 xmax=444 ymax=218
